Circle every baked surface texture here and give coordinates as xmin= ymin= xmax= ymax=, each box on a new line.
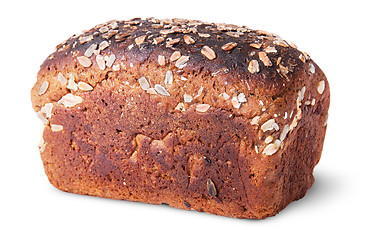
xmin=31 ymin=17 xmax=330 ymax=219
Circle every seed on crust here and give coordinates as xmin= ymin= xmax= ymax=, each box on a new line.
xmin=164 ymin=70 xmax=173 ymax=85
xmin=264 ymin=135 xmax=273 ymax=144
xmin=79 ymin=35 xmax=93 ymax=44
xmin=175 ymin=102 xmax=185 ymax=111
xmin=166 ymin=38 xmax=180 ymax=47
xmin=309 ymin=63 xmax=316 ymax=74
xmin=237 ymin=93 xmax=247 ymax=103
xmin=299 ymin=54 xmax=306 ymax=63
xmin=262 ymin=140 xmax=281 ymax=156
xmin=248 ymin=60 xmax=260 ymax=73
xmin=96 ymin=55 xmax=106 ymax=70
xmin=67 ymin=76 xmax=78 ymax=91
xmin=58 ymin=93 xmax=83 ymax=108
xmin=184 ymin=35 xmax=195 ymax=44
xmin=170 ymin=51 xmax=181 ymax=61
xmin=158 ymin=55 xmax=166 ymax=66
xmin=51 ymin=124 xmax=63 ymax=132
xmin=84 ymin=43 xmax=97 ymax=57
xmin=231 ymin=96 xmax=241 ymax=109
xmin=153 ymin=36 xmax=165 ymax=44
xmin=207 ymin=179 xmax=217 ymax=197
xmin=41 ymin=103 xmax=53 ymax=119
xmin=184 ymin=93 xmax=193 ymax=103
xmin=106 ymin=54 xmax=116 ymax=68
xmin=57 ymin=73 xmax=67 ymax=86
xmin=78 ymin=82 xmax=93 ymax=91
xmin=273 ymin=40 xmax=289 ymax=47
xmin=138 ymin=77 xmax=150 ymax=90
xmin=250 ymin=116 xmax=261 ymax=125
xmin=99 ymin=41 xmax=110 ymax=50
xmin=77 ymin=56 xmax=92 ymax=67
xmin=38 ymin=81 xmax=49 ymax=95
xmin=198 ymin=33 xmax=210 ymax=38
xmin=175 ymin=56 xmax=189 ymax=69
xmin=196 ymin=104 xmax=210 ymax=112
xmin=154 ymin=84 xmax=170 ymax=96
xmin=221 ymin=42 xmax=237 ymax=51
xmin=264 ymin=46 xmax=277 ymax=53
xmin=250 ymin=43 xmax=261 ymax=49
xmin=146 ymin=88 xmax=157 ymax=94
xmin=261 ymin=119 xmax=279 ymax=132
xmin=280 ymin=124 xmax=290 ymax=142
xmin=317 ymin=80 xmax=325 ymax=94
xmin=258 ymin=52 xmax=272 ymax=66
xmin=201 ymin=46 xmax=216 ymax=60
xmin=135 ymin=35 xmax=146 ymax=46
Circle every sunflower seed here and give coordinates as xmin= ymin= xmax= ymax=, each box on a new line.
xmin=248 ymin=60 xmax=260 ymax=73
xmin=138 ymin=77 xmax=150 ymax=90
xmin=84 ymin=43 xmax=97 ymax=57
xmin=77 ymin=56 xmax=92 ymax=67
xmin=78 ymin=82 xmax=93 ymax=91
xmin=154 ymin=84 xmax=170 ymax=96
xmin=58 ymin=93 xmax=83 ymax=107
xmin=201 ymin=46 xmax=216 ymax=60
xmin=57 ymin=73 xmax=67 ymax=86
xmin=206 ymin=179 xmax=217 ymax=197
xmin=96 ymin=55 xmax=106 ymax=70
xmin=51 ymin=124 xmax=63 ymax=132
xmin=221 ymin=42 xmax=237 ymax=51
xmin=38 ymin=81 xmax=49 ymax=95
xmin=175 ymin=56 xmax=189 ymax=69
xmin=184 ymin=35 xmax=195 ymax=44
xmin=170 ymin=51 xmax=181 ymax=61
xmin=196 ymin=104 xmax=210 ymax=112
xmin=164 ymin=70 xmax=173 ymax=85
xmin=317 ymin=81 xmax=325 ymax=94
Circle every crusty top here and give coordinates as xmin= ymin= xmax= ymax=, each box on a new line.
xmin=42 ymin=17 xmax=315 ymax=97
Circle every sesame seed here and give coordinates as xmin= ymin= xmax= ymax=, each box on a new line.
xmin=58 ymin=93 xmax=83 ymax=108
xmin=258 ymin=52 xmax=272 ymax=66
xmin=77 ymin=56 xmax=92 ymax=67
xmin=201 ymin=46 xmax=216 ymax=60
xmin=184 ymin=35 xmax=195 ymax=44
xmin=138 ymin=77 xmax=150 ymax=90
xmin=248 ymin=60 xmax=260 ymax=73
xmin=84 ymin=43 xmax=97 ymax=57
xmin=175 ymin=56 xmax=189 ymax=69
xmin=221 ymin=42 xmax=237 ymax=51
xmin=317 ymin=81 xmax=325 ymax=94
xmin=184 ymin=93 xmax=193 ymax=103
xmin=170 ymin=51 xmax=181 ymax=61
xmin=57 ymin=73 xmax=67 ymax=86
xmin=106 ymin=54 xmax=116 ymax=68
xmin=154 ymin=84 xmax=170 ymax=96
xmin=164 ymin=70 xmax=173 ymax=85
xmin=158 ymin=55 xmax=165 ymax=66
xmin=135 ymin=35 xmax=146 ymax=46
xmin=231 ymin=96 xmax=241 ymax=109
xmin=96 ymin=55 xmax=106 ymax=70
xmin=196 ymin=104 xmax=210 ymax=112
xmin=51 ymin=124 xmax=63 ymax=132
xmin=78 ymin=82 xmax=93 ymax=91
xmin=38 ymin=81 xmax=49 ymax=95
xmin=99 ymin=41 xmax=110 ymax=50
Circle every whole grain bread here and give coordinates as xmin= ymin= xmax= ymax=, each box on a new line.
xmin=31 ymin=17 xmax=330 ymax=219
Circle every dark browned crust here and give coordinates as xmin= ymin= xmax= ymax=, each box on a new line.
xmin=31 ymin=17 xmax=330 ymax=219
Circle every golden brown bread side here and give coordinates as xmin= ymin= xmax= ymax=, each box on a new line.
xmin=31 ymin=17 xmax=330 ymax=219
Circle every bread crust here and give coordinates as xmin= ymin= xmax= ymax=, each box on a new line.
xmin=31 ymin=18 xmax=330 ymax=219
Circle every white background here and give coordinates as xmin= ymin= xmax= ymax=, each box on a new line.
xmin=1 ymin=0 xmax=364 ymax=239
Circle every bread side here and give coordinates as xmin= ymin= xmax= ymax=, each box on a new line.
xmin=31 ymin=18 xmax=330 ymax=219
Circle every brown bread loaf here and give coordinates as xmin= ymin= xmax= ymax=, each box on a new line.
xmin=31 ymin=17 xmax=330 ymax=219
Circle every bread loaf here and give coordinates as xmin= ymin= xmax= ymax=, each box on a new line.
xmin=31 ymin=17 xmax=330 ymax=219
